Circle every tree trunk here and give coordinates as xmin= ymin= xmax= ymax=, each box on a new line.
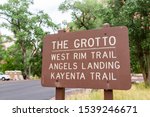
xmin=28 ymin=63 xmax=32 ymax=78
xmin=135 ymin=33 xmax=150 ymax=87
xmin=20 ymin=41 xmax=28 ymax=79
xmin=143 ymin=53 xmax=150 ymax=86
xmin=141 ymin=54 xmax=150 ymax=87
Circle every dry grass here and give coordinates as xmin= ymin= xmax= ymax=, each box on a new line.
xmin=67 ymin=83 xmax=150 ymax=100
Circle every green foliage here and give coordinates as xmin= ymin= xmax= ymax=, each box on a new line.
xmin=59 ymin=0 xmax=104 ymax=31
xmin=0 ymin=37 xmax=5 ymax=61
xmin=103 ymin=0 xmax=150 ymax=85
xmin=0 ymin=0 xmax=58 ymax=77
xmin=0 ymin=45 xmax=22 ymax=72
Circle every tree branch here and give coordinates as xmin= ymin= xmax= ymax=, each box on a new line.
xmin=73 ymin=12 xmax=89 ymax=29
xmin=0 ymin=16 xmax=12 ymax=24
xmin=30 ymin=39 xmax=37 ymax=57
xmin=0 ymin=11 xmax=12 ymax=17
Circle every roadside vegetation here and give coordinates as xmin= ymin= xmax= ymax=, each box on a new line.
xmin=0 ymin=0 xmax=58 ymax=78
xmin=67 ymin=83 xmax=150 ymax=100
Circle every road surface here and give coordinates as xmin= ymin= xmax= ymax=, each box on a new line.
xmin=0 ymin=75 xmax=144 ymax=100
xmin=0 ymin=80 xmax=55 ymax=100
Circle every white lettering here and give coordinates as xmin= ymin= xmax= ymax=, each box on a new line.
xmin=73 ymin=36 xmax=117 ymax=48
xmin=82 ymin=61 xmax=120 ymax=70
xmin=51 ymin=53 xmax=70 ymax=61
xmin=50 ymin=72 xmax=86 ymax=80
xmin=91 ymin=51 xmax=117 ymax=59
xmin=73 ymin=52 xmax=87 ymax=60
xmin=52 ymin=40 xmax=68 ymax=50
xmin=49 ymin=62 xmax=78 ymax=70
xmin=90 ymin=72 xmax=117 ymax=80
xmin=109 ymin=36 xmax=116 ymax=46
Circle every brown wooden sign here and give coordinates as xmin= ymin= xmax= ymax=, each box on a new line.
xmin=41 ymin=26 xmax=131 ymax=90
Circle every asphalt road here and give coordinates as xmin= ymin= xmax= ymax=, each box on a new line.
xmin=0 ymin=80 xmax=55 ymax=100
xmin=0 ymin=75 xmax=143 ymax=100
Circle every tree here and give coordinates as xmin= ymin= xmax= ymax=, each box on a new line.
xmin=0 ymin=35 xmax=9 ymax=71
xmin=0 ymin=36 xmax=5 ymax=62
xmin=0 ymin=0 xmax=57 ymax=77
xmin=0 ymin=45 xmax=22 ymax=72
xmin=59 ymin=0 xmax=105 ymax=31
xmin=103 ymin=0 xmax=150 ymax=86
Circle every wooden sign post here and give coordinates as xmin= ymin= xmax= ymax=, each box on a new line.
xmin=41 ymin=25 xmax=131 ymax=100
xmin=56 ymin=87 xmax=65 ymax=100
xmin=103 ymin=23 xmax=113 ymax=100
xmin=55 ymin=30 xmax=66 ymax=100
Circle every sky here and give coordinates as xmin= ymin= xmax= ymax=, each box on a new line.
xmin=0 ymin=0 xmax=72 ymax=35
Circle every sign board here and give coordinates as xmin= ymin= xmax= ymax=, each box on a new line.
xmin=41 ymin=26 xmax=131 ymax=90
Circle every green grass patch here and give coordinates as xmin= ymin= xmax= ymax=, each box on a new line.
xmin=29 ymin=75 xmax=40 ymax=80
xmin=67 ymin=83 xmax=150 ymax=100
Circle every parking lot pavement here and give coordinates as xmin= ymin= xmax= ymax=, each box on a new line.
xmin=0 ymin=80 xmax=55 ymax=100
